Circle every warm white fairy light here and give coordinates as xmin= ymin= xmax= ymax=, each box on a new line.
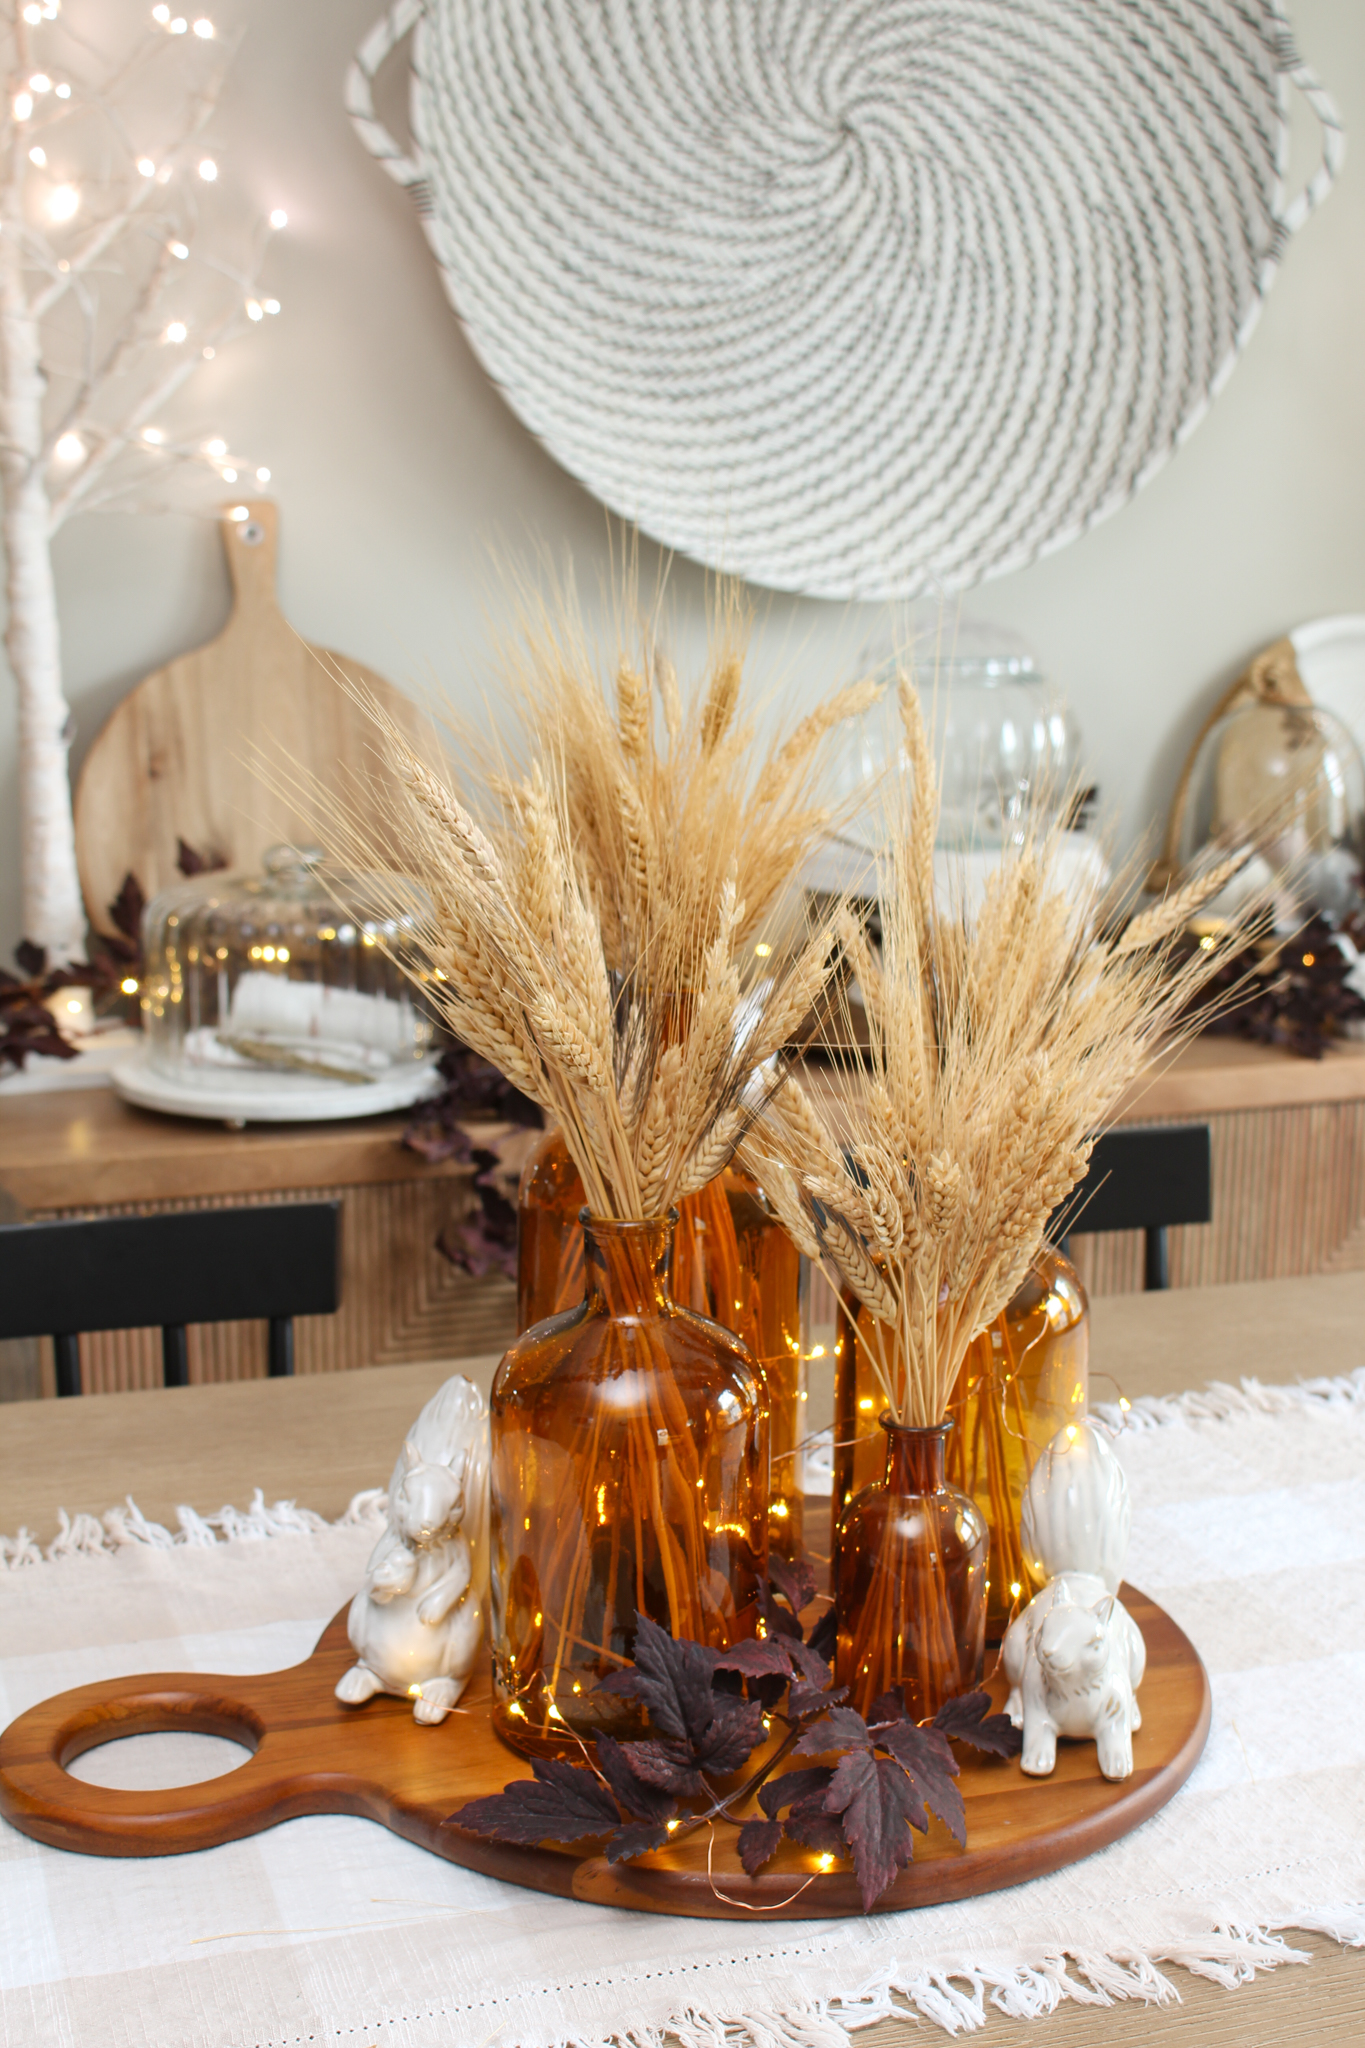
xmin=47 ymin=185 xmax=79 ymax=222
xmin=14 ymin=92 xmax=32 ymax=120
xmin=29 ymin=73 xmax=52 ymax=92
xmin=137 ymin=157 xmax=156 ymax=177
xmin=142 ymin=426 xmax=163 ymax=444
xmin=197 ymin=157 xmax=217 ymax=181
xmin=228 ymin=505 xmax=250 ymax=521
xmin=151 ymin=2 xmax=170 ymax=17
xmin=53 ymin=432 xmax=83 ymax=463
xmin=245 ymin=299 xmax=262 ymax=320
xmin=201 ymin=345 xmax=215 ymax=359
xmin=220 ymin=466 xmax=236 ymax=480
xmin=169 ymin=15 xmax=187 ymax=31
xmin=169 ymin=240 xmax=188 ymax=259
xmin=262 ymin=298 xmax=280 ymax=315
xmin=204 ymin=437 xmax=226 ymax=458
xmin=193 ymin=16 xmax=213 ymax=35
xmin=22 ymin=4 xmax=43 ymax=20
xmin=162 ymin=320 xmax=187 ymax=344
xmin=268 ymin=208 xmax=287 ymax=229
xmin=255 ymin=466 xmax=270 ymax=482
xmin=53 ymin=82 xmax=69 ymax=97
xmin=28 ymin=146 xmax=46 ymax=167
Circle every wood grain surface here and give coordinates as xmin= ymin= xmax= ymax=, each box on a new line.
xmin=0 ymin=1588 xmax=1208 ymax=1920
xmin=72 ymin=499 xmax=422 ymax=937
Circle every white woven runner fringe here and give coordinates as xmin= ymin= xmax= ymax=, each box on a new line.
xmin=0 ymin=1485 xmax=386 ymax=1569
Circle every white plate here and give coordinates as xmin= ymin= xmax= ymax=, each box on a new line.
xmin=112 ymin=1050 xmax=443 ymax=1126
xmin=1293 ymin=615 xmax=1365 ymax=753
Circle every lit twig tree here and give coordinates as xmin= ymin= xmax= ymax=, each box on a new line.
xmin=0 ymin=0 xmax=284 ymax=964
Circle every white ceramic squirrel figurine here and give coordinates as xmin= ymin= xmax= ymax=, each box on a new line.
xmin=1003 ymin=1571 xmax=1146 ymax=1779
xmin=335 ymin=1374 xmax=490 ymax=1725
xmin=1002 ymin=1419 xmax=1145 ymax=1779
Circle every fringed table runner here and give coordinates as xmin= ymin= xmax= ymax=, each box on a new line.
xmin=3 ymin=1375 xmax=1364 ymax=2048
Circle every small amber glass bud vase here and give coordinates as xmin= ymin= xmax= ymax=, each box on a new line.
xmin=518 ymin=1127 xmax=805 ymax=1552
xmin=835 ymin=1416 xmax=988 ymax=1722
xmin=490 ymin=1211 xmax=769 ymax=1758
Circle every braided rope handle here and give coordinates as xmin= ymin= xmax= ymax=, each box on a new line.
xmin=1279 ymin=53 xmax=1346 ymax=237
xmin=345 ymin=0 xmax=426 ymax=189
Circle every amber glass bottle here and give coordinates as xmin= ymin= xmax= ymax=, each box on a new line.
xmin=490 ymin=1213 xmax=768 ymax=1758
xmin=835 ymin=1418 xmax=987 ymax=1720
xmin=832 ymin=1245 xmax=1088 ymax=1633
xmin=518 ymin=1126 xmax=805 ymax=1550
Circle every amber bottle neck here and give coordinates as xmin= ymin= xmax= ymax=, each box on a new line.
xmin=582 ymin=1214 xmax=676 ymax=1316
xmin=881 ymin=1417 xmax=952 ymax=1494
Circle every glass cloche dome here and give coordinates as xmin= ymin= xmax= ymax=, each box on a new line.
xmin=1176 ymin=700 xmax=1365 ymax=928
xmin=136 ymin=845 xmax=438 ymax=1111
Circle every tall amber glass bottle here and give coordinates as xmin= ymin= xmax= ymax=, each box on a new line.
xmin=832 ymin=1245 xmax=1088 ymax=1632
xmin=835 ymin=1417 xmax=987 ymax=1720
xmin=490 ymin=1213 xmax=769 ymax=1759
xmin=518 ymin=1127 xmax=805 ymax=1550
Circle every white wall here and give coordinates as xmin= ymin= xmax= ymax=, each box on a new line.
xmin=2 ymin=0 xmax=1361 ymax=956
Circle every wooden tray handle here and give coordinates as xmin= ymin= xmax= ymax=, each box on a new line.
xmin=0 ymin=1665 xmax=377 ymax=1858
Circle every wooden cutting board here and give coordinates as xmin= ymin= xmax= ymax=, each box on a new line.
xmin=74 ymin=500 xmax=423 ymax=938
xmin=0 ymin=1586 xmax=1210 ymax=1918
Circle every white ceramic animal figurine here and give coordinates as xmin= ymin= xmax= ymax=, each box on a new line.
xmin=1003 ymin=1571 xmax=1147 ymax=1779
xmin=1003 ymin=1417 xmax=1145 ymax=1779
xmin=336 ymin=1375 xmax=490 ymax=1725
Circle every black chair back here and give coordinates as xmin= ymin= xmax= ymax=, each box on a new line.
xmin=0 ymin=1202 xmax=342 ymax=1395
xmin=1055 ymin=1124 xmax=1212 ymax=1289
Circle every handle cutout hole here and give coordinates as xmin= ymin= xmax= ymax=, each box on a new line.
xmin=66 ymin=1731 xmax=253 ymax=1791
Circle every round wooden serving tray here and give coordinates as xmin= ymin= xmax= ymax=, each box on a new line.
xmin=0 ymin=1585 xmax=1208 ymax=1919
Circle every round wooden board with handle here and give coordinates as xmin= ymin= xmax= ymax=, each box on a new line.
xmin=73 ymin=500 xmax=423 ymax=939
xmin=0 ymin=1585 xmax=1208 ymax=1920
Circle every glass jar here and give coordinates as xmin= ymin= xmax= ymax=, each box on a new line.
xmin=518 ymin=1127 xmax=806 ymax=1552
xmin=490 ymin=1213 xmax=768 ymax=1758
xmin=835 ymin=1418 xmax=988 ymax=1721
xmin=833 ymin=1245 xmax=1088 ymax=1632
xmin=139 ymin=846 xmax=436 ymax=1099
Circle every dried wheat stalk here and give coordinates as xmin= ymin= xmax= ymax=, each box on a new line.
xmin=742 ymin=674 xmax=1270 ymax=1426
xmin=293 ymin=590 xmax=877 ymax=1223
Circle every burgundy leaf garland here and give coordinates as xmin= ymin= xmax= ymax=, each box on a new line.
xmin=451 ymin=1570 xmax=1021 ymax=1910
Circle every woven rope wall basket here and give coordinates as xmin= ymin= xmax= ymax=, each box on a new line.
xmin=347 ymin=0 xmax=1342 ymax=603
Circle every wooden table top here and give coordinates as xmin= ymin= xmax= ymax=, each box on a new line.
xmin=4 ymin=1033 xmax=1365 ymax=1213
xmin=2 ymin=1273 xmax=1362 ymax=2042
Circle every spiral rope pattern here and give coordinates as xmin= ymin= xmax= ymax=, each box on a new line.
xmin=350 ymin=0 xmax=1341 ymax=601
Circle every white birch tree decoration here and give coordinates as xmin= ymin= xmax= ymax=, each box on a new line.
xmin=0 ymin=0 xmax=284 ymax=965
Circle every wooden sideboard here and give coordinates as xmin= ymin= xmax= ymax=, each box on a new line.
xmin=3 ymin=1032 xmax=1364 ymax=1397
xmin=0 ymin=1089 xmax=507 ymax=1399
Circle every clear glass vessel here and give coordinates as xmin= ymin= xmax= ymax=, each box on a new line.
xmin=833 ymin=1245 xmax=1088 ymax=1633
xmin=1177 ymin=699 xmax=1365 ymax=927
xmin=518 ymin=1127 xmax=806 ymax=1552
xmin=140 ymin=845 xmax=436 ymax=1093
xmin=834 ymin=1418 xmax=988 ymax=1720
xmin=490 ymin=1213 xmax=769 ymax=1758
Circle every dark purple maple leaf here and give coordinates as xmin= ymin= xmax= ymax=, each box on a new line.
xmin=594 ymin=1734 xmax=677 ymax=1823
xmin=824 ymin=1751 xmax=926 ymax=1911
xmin=933 ymin=1689 xmax=1024 ymax=1758
xmin=757 ymin=1766 xmax=833 ymax=1820
xmin=712 ymin=1637 xmax=795 ymax=1681
xmin=453 ymin=1758 xmax=619 ymax=1846
xmin=623 ymin=1698 xmax=765 ymax=1795
xmin=737 ymin=1817 xmax=785 ymax=1875
xmin=604 ymin=1821 xmax=673 ymax=1863
xmin=598 ymin=1612 xmax=718 ymax=1743
xmin=794 ymin=1705 xmax=872 ymax=1757
xmin=766 ymin=1554 xmax=817 ymax=1618
xmin=788 ymin=1679 xmax=847 ymax=1720
xmin=807 ymin=1607 xmax=838 ymax=1662
xmin=877 ymin=1720 xmax=966 ymax=1846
